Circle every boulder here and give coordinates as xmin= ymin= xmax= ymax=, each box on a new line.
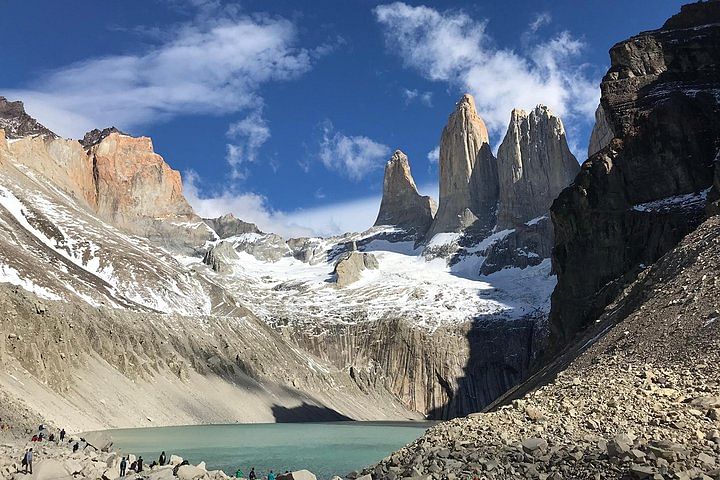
xmin=177 ymin=464 xmax=209 ymax=480
xmin=374 ymin=150 xmax=436 ymax=236
xmin=277 ymin=470 xmax=318 ymax=480
xmin=332 ymin=251 xmax=379 ymax=287
xmin=203 ymin=242 xmax=240 ymax=274
xmin=31 ymin=459 xmax=72 ymax=480
xmin=170 ymin=455 xmax=184 ymax=465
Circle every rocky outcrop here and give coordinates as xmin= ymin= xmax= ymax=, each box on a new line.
xmin=203 ymin=241 xmax=239 ymax=273
xmin=479 ymin=217 xmax=554 ymax=275
xmin=496 ymin=106 xmax=578 ymax=230
xmin=79 ymin=126 xmax=126 ymax=149
xmin=87 ymin=131 xmax=212 ymax=250
xmin=332 ymin=251 xmax=379 ymax=287
xmin=549 ymin=1 xmax=720 ymax=349
xmin=374 ymin=150 xmax=436 ymax=236
xmin=587 ymin=103 xmax=614 ymax=158
xmin=204 ymin=213 xmax=261 ymax=239
xmin=425 ymin=94 xmax=498 ymax=239
xmin=0 ymin=97 xmax=56 ymax=139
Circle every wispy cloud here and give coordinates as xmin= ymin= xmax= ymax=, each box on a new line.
xmin=225 ymin=109 xmax=271 ymax=180
xmin=374 ymin=3 xmax=599 ymax=140
xmin=529 ymin=12 xmax=552 ymax=34
xmin=427 ymin=145 xmax=440 ymax=164
xmin=2 ymin=13 xmax=312 ymax=139
xmin=402 ymin=88 xmax=433 ymax=106
xmin=319 ymin=121 xmax=391 ymax=181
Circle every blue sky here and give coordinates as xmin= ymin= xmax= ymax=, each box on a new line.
xmin=0 ymin=0 xmax=685 ymax=237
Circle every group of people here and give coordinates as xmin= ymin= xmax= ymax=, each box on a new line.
xmin=237 ymin=467 xmax=286 ymax=480
xmin=18 ymin=425 xmax=83 ymax=475
xmin=119 ymin=451 xmax=169 ymax=477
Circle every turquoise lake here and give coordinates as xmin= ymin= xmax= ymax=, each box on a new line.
xmin=105 ymin=422 xmax=434 ymax=479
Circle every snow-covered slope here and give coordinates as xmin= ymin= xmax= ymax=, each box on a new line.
xmin=197 ymin=229 xmax=554 ymax=332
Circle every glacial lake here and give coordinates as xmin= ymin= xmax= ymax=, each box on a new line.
xmin=104 ymin=422 xmax=434 ymax=479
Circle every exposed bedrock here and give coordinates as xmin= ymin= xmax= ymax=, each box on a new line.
xmin=426 ymin=94 xmax=498 ymax=239
xmin=282 ymin=317 xmax=538 ymax=419
xmin=549 ymin=1 xmax=720 ymax=350
xmin=374 ymin=150 xmax=436 ymax=236
xmin=496 ymin=106 xmax=579 ymax=230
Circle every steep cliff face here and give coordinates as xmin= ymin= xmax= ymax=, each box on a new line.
xmin=86 ymin=131 xmax=213 ymax=250
xmin=587 ymin=104 xmax=614 ymax=158
xmin=496 ymin=106 xmax=579 ymax=230
xmin=426 ymin=94 xmax=498 ymax=239
xmin=285 ymin=317 xmax=537 ymax=419
xmin=549 ymin=1 xmax=720 ymax=348
xmin=374 ymin=150 xmax=436 ymax=236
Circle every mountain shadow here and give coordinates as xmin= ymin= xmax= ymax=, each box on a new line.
xmin=271 ymin=402 xmax=353 ymax=423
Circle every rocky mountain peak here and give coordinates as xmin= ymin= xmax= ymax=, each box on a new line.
xmin=425 ymin=93 xmax=498 ymax=239
xmin=496 ymin=105 xmax=579 ymax=229
xmin=0 ymin=96 xmax=57 ymax=139
xmin=374 ymin=150 xmax=436 ymax=236
xmin=204 ymin=213 xmax=262 ymax=239
xmin=80 ymin=127 xmax=127 ymax=149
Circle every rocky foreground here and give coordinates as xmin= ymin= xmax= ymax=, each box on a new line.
xmin=0 ymin=439 xmax=231 ymax=480
xmin=361 ymin=215 xmax=720 ymax=479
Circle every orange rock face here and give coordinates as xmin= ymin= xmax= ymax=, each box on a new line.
xmin=88 ymin=132 xmax=195 ymax=228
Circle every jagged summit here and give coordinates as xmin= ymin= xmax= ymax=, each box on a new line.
xmin=425 ymin=93 xmax=498 ymax=239
xmin=80 ymin=126 xmax=127 ymax=149
xmin=496 ymin=105 xmax=579 ymax=229
xmin=374 ymin=150 xmax=436 ymax=236
xmin=0 ymin=96 xmax=57 ymax=139
xmin=204 ymin=213 xmax=262 ymax=239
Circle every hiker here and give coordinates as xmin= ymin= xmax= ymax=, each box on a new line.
xmin=73 ymin=442 xmax=79 ymax=453
xmin=137 ymin=456 xmax=143 ymax=473
xmin=268 ymin=470 xmax=276 ymax=480
xmin=60 ymin=428 xmax=66 ymax=441
xmin=249 ymin=467 xmax=257 ymax=480
xmin=21 ymin=450 xmax=27 ymax=473
xmin=49 ymin=433 xmax=55 ymax=442
xmin=235 ymin=468 xmax=244 ymax=478
xmin=120 ymin=457 xmax=127 ymax=477
xmin=159 ymin=451 xmax=166 ymax=466
xmin=25 ymin=448 xmax=33 ymax=474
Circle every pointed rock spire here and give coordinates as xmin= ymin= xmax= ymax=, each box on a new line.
xmin=496 ymin=105 xmax=579 ymax=229
xmin=374 ymin=150 xmax=437 ymax=235
xmin=425 ymin=93 xmax=498 ymax=239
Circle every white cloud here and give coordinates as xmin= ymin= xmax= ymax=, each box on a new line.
xmin=374 ymin=3 xmax=599 ymax=139
xmin=2 ymin=15 xmax=312 ymax=138
xmin=427 ymin=145 xmax=440 ymax=164
xmin=225 ymin=109 xmax=271 ymax=179
xmin=529 ymin=12 xmax=552 ymax=34
xmin=184 ymin=170 xmax=382 ymax=237
xmin=319 ymin=121 xmax=391 ymax=181
xmin=402 ymin=88 xmax=433 ymax=106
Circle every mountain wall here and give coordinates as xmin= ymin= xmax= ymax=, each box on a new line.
xmin=549 ymin=0 xmax=720 ymax=348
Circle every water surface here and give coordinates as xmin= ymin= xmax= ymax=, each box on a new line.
xmin=106 ymin=422 xmax=433 ymax=479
